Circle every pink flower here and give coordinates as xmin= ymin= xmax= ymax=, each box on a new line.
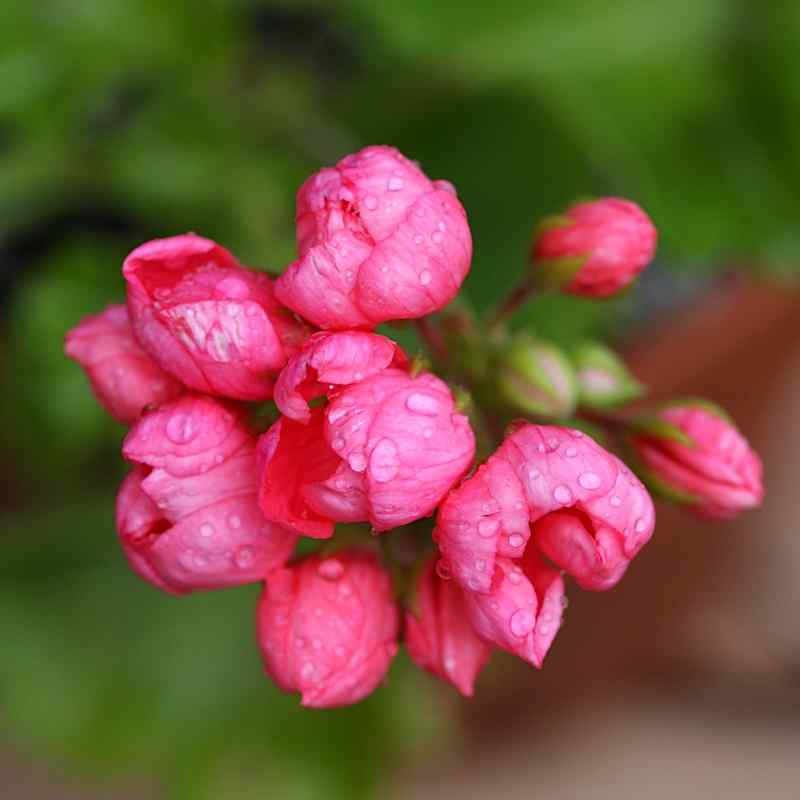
xmin=404 ymin=556 xmax=491 ymax=696
xmin=65 ymin=304 xmax=183 ymax=424
xmin=274 ymin=330 xmax=406 ymax=423
xmin=628 ymin=401 xmax=763 ymax=519
xmin=256 ymin=549 xmax=399 ymax=708
xmin=258 ymin=369 xmax=475 ymax=537
xmin=275 ymin=145 xmax=472 ymax=329
xmin=124 ymin=234 xmax=309 ymax=401
xmin=117 ymin=396 xmax=297 ymax=593
xmin=533 ymin=198 xmax=657 ymax=297
xmin=464 ymin=550 xmax=565 ymax=669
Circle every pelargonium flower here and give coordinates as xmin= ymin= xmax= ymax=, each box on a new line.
xmin=64 ymin=304 xmax=183 ymax=424
xmin=258 ymin=369 xmax=475 ymax=537
xmin=117 ymin=395 xmax=297 ymax=593
xmin=628 ymin=401 xmax=763 ymax=519
xmin=256 ymin=548 xmax=399 ymax=708
xmin=532 ymin=198 xmax=657 ymax=297
xmin=435 ymin=424 xmax=654 ymax=665
xmin=404 ymin=555 xmax=491 ymax=696
xmin=124 ymin=234 xmax=309 ymax=401
xmin=275 ymin=145 xmax=472 ymax=329
xmin=274 ymin=330 xmax=406 ymax=423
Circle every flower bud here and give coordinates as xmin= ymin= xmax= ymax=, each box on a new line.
xmin=275 ymin=145 xmax=472 ymax=329
xmin=118 ymin=396 xmax=297 ymax=592
xmin=123 ymin=234 xmax=309 ymax=401
xmin=65 ymin=304 xmax=183 ymax=424
xmin=627 ymin=400 xmax=763 ymax=519
xmin=436 ymin=424 xmax=654 ymax=597
xmin=404 ymin=556 xmax=491 ymax=696
xmin=531 ymin=198 xmax=657 ymax=297
xmin=258 ymin=369 xmax=475 ymax=537
xmin=573 ymin=341 xmax=644 ymax=410
xmin=498 ymin=334 xmax=577 ymax=418
xmin=256 ymin=549 xmax=399 ymax=708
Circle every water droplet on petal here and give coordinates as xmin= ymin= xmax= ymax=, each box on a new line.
xmin=413 ymin=234 xmax=424 ymax=245
xmin=235 ymin=547 xmax=255 ymax=569
xmin=431 ymin=231 xmax=444 ymax=244
xmin=300 ymin=662 xmax=315 ymax=680
xmin=635 ymin=518 xmax=648 ymax=533
xmin=369 ymin=438 xmax=400 ymax=483
xmin=348 ymin=451 xmax=367 ymax=472
xmin=317 ymin=558 xmax=344 ymax=581
xmin=510 ymin=609 xmax=535 ymax=638
xmin=405 ymin=392 xmax=440 ymax=416
xmin=610 ymin=495 xmax=622 ymax=507
xmin=388 ymin=177 xmax=404 ymax=191
xmin=578 ymin=472 xmax=601 ymax=490
xmin=228 ymin=514 xmax=241 ymax=529
xmin=565 ymin=447 xmax=578 ymax=458
xmin=200 ymin=523 xmax=214 ymax=538
xmin=332 ymin=437 xmax=345 ymax=451
xmin=553 ymin=485 xmax=573 ymax=505
xmin=363 ymin=194 xmax=378 ymax=210
xmin=478 ymin=518 xmax=499 ymax=538
xmin=423 ymin=428 xmax=433 ymax=439
xmin=435 ymin=559 xmax=452 ymax=580
xmin=509 ymin=534 xmax=524 ymax=548
xmin=166 ymin=413 xmax=196 ymax=444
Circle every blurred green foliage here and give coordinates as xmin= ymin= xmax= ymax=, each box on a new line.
xmin=2 ymin=1 xmax=799 ymax=797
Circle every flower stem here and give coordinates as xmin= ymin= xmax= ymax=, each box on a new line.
xmin=488 ymin=274 xmax=536 ymax=331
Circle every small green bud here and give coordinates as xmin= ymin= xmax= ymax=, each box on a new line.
xmin=573 ymin=341 xmax=644 ymax=410
xmin=498 ymin=333 xmax=577 ymax=419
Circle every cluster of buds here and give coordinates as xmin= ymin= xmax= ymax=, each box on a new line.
xmin=66 ymin=145 xmax=763 ymax=707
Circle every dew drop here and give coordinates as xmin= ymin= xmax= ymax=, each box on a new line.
xmin=413 ymin=234 xmax=424 ymax=245
xmin=610 ymin=495 xmax=622 ymax=507
xmin=635 ymin=518 xmax=648 ymax=533
xmin=565 ymin=446 xmax=578 ymax=458
xmin=510 ymin=609 xmax=535 ymax=638
xmin=509 ymin=534 xmax=524 ymax=548
xmin=200 ymin=523 xmax=215 ymax=538
xmin=235 ymin=547 xmax=255 ymax=569
xmin=228 ymin=514 xmax=241 ymax=529
xmin=332 ymin=437 xmax=345 ymax=452
xmin=348 ymin=451 xmax=367 ymax=472
xmin=553 ymin=485 xmax=573 ymax=505
xmin=478 ymin=518 xmax=499 ymax=538
xmin=300 ymin=662 xmax=315 ymax=680
xmin=423 ymin=428 xmax=433 ymax=439
xmin=431 ymin=231 xmax=444 ymax=244
xmin=363 ymin=194 xmax=378 ymax=210
xmin=317 ymin=558 xmax=344 ymax=581
xmin=387 ymin=177 xmax=404 ymax=191
xmin=405 ymin=392 xmax=440 ymax=416
xmin=435 ymin=559 xmax=452 ymax=580
xmin=475 ymin=559 xmax=486 ymax=572
xmin=369 ymin=438 xmax=400 ymax=483
xmin=419 ymin=269 xmax=432 ymax=286
xmin=578 ymin=472 xmax=601 ymax=490
xmin=166 ymin=413 xmax=196 ymax=444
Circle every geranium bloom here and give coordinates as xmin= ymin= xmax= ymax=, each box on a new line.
xmin=275 ymin=145 xmax=472 ymax=329
xmin=532 ymin=198 xmax=657 ymax=297
xmin=274 ymin=330 xmax=406 ymax=423
xmin=258 ymin=369 xmax=475 ymax=537
xmin=256 ymin=549 xmax=399 ymax=708
xmin=404 ymin=555 xmax=491 ymax=696
xmin=64 ymin=304 xmax=183 ymax=424
xmin=435 ymin=424 xmax=654 ymax=665
xmin=117 ymin=396 xmax=297 ymax=592
xmin=628 ymin=401 xmax=763 ymax=519
xmin=124 ymin=234 xmax=309 ymax=401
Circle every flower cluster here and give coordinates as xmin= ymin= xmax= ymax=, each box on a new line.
xmin=66 ymin=145 xmax=763 ymax=707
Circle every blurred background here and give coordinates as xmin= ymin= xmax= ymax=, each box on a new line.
xmin=2 ymin=1 xmax=799 ymax=798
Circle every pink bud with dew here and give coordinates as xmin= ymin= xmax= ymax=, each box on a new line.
xmin=533 ymin=198 xmax=657 ymax=297
xmin=628 ymin=401 xmax=763 ymax=519
xmin=275 ymin=145 xmax=472 ymax=329
xmin=117 ymin=395 xmax=297 ymax=593
xmin=258 ymin=369 xmax=476 ymax=537
xmin=124 ymin=234 xmax=310 ymax=401
xmin=256 ymin=549 xmax=399 ymax=708
xmin=404 ymin=555 xmax=491 ymax=696
xmin=274 ymin=330 xmax=406 ymax=423
xmin=65 ymin=304 xmax=183 ymax=424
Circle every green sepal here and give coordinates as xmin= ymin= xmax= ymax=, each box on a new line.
xmin=573 ymin=340 xmax=645 ymax=410
xmin=626 ymin=415 xmax=695 ymax=447
xmin=532 ymin=254 xmax=588 ymax=291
